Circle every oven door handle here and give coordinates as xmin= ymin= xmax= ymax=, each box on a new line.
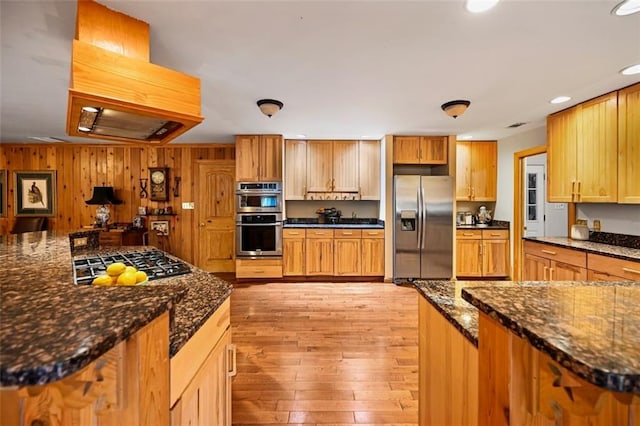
xmin=236 ymin=222 xmax=283 ymax=227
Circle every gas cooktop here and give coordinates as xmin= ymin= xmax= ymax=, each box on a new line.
xmin=73 ymin=248 xmax=192 ymax=285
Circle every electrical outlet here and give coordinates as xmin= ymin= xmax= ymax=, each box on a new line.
xmin=576 ymin=218 xmax=587 ymax=225
xmin=593 ymin=219 xmax=601 ymax=232
xmin=182 ymin=202 xmax=195 ymax=210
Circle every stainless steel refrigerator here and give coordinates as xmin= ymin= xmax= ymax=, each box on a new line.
xmin=393 ymin=175 xmax=453 ymax=281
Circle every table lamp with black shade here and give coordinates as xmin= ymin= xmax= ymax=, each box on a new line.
xmin=85 ymin=186 xmax=122 ymax=228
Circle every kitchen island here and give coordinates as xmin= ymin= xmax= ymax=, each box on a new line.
xmin=414 ymin=279 xmax=640 ymax=426
xmin=0 ymin=231 xmax=233 ymax=425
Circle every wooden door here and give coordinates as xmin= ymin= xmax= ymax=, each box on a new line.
xmin=617 ymin=83 xmax=640 ymax=203
xmin=361 ymin=231 xmax=384 ymax=276
xmin=358 ymin=140 xmax=381 ymax=200
xmin=334 ymin=235 xmax=361 ymax=276
xmin=471 ymin=141 xmax=497 ymax=201
xmin=332 ymin=140 xmax=359 ymax=192
xmin=306 ymin=140 xmax=333 ymax=192
xmin=577 ymin=92 xmax=618 ymax=202
xmin=482 ymin=239 xmax=509 ymax=277
xmin=550 ymin=261 xmax=587 ymax=281
xmin=393 ymin=136 xmax=421 ymax=164
xmin=235 ymin=135 xmax=259 ymax=182
xmin=456 ymin=142 xmax=472 ymax=200
xmin=284 ymin=140 xmax=307 ymax=200
xmin=196 ymin=161 xmax=235 ymax=272
xmin=420 ymin=137 xmax=447 ymax=164
xmin=283 ymin=229 xmax=305 ymax=276
xmin=456 ymin=239 xmax=482 ymax=277
xmin=259 ymin=135 xmax=283 ymax=181
xmin=547 ymin=107 xmax=578 ymax=202
xmin=522 ymin=252 xmax=548 ymax=281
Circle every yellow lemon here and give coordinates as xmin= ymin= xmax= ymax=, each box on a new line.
xmin=124 ymin=266 xmax=138 ymax=274
xmin=135 ymin=271 xmax=148 ymax=284
xmin=92 ymin=275 xmax=113 ymax=286
xmin=106 ymin=262 xmax=127 ymax=277
xmin=116 ymin=271 xmax=137 ymax=286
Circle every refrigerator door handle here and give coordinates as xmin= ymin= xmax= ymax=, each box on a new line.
xmin=420 ymin=185 xmax=426 ymax=250
xmin=416 ymin=189 xmax=422 ymax=248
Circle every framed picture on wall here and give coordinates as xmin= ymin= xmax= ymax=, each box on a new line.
xmin=13 ymin=171 xmax=57 ymax=217
xmin=0 ymin=169 xmax=7 ymax=217
xmin=150 ymin=220 xmax=169 ymax=236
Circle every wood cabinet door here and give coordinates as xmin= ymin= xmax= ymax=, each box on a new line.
xmin=550 ymin=261 xmax=587 ymax=281
xmin=393 ymin=136 xmax=421 ymax=164
xmin=332 ymin=140 xmax=359 ymax=192
xmin=197 ymin=162 xmax=235 ymax=272
xmin=577 ymin=92 xmax=618 ymax=202
xmin=306 ymin=140 xmax=333 ymax=192
xmin=456 ymin=142 xmax=472 ymax=200
xmin=361 ymin=236 xmax=384 ymax=276
xmin=522 ymin=252 xmax=549 ymax=281
xmin=284 ymin=140 xmax=307 ymax=200
xmin=420 ymin=136 xmax=447 ymax=164
xmin=359 ymin=140 xmax=381 ymax=200
xmin=456 ymin=239 xmax=482 ymax=277
xmin=259 ymin=135 xmax=283 ymax=181
xmin=617 ymin=83 xmax=640 ymax=204
xmin=334 ymin=238 xmax=361 ymax=276
xmin=305 ymin=238 xmax=334 ymax=275
xmin=482 ymin=239 xmax=509 ymax=277
xmin=471 ymin=141 xmax=497 ymax=201
xmin=547 ymin=107 xmax=578 ymax=202
xmin=283 ymin=235 xmax=305 ymax=276
xmin=235 ymin=135 xmax=259 ymax=182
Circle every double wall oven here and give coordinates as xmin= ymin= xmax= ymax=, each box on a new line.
xmin=235 ymin=182 xmax=283 ymax=257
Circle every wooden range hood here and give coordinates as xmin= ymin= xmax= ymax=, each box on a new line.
xmin=66 ymin=0 xmax=203 ymax=145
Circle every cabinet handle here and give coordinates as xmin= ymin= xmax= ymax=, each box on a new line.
xmin=255 ymin=270 xmax=264 ymax=273
xmin=622 ymin=267 xmax=640 ymax=275
xmin=289 ymin=232 xmax=300 ymax=236
xmin=303 ymin=185 xmax=307 ymax=200
xmin=471 ymin=186 xmax=475 ymax=200
xmin=228 ymin=344 xmax=237 ymax=377
xmin=577 ymin=181 xmax=581 ymax=201
xmin=479 ymin=245 xmax=483 ymax=255
xmin=342 ymin=232 xmax=353 ymax=235
xmin=543 ymin=266 xmax=549 ymax=280
xmin=468 ymin=184 xmax=472 ymax=199
xmin=571 ymin=181 xmax=576 ymax=202
xmin=332 ymin=178 xmax=336 ymax=191
xmin=490 ymin=233 xmax=501 ymax=237
xmin=463 ymin=232 xmax=474 ymax=236
xmin=541 ymin=249 xmax=557 ymax=255
xmin=549 ymin=267 xmax=555 ymax=280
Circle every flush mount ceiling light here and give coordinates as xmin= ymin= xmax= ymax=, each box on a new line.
xmin=257 ymin=99 xmax=284 ymax=117
xmin=441 ymin=100 xmax=471 ymax=119
xmin=466 ymin=0 xmax=500 ymax=13
xmin=458 ymin=134 xmax=473 ymax=140
xmin=620 ymin=63 xmax=640 ymax=75
xmin=550 ymin=96 xmax=571 ymax=104
xmin=611 ymin=0 xmax=640 ymax=16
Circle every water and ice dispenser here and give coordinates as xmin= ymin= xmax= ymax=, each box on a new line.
xmin=400 ymin=210 xmax=416 ymax=231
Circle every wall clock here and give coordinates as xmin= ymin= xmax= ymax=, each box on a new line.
xmin=149 ymin=167 xmax=169 ymax=201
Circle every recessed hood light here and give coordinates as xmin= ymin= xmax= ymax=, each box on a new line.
xmin=466 ymin=0 xmax=500 ymax=13
xmin=620 ymin=63 xmax=640 ymax=75
xmin=611 ymin=0 xmax=640 ymax=16
xmin=550 ymin=96 xmax=571 ymax=104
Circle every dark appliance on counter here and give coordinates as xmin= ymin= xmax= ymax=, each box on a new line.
xmin=235 ymin=181 xmax=282 ymax=213
xmin=72 ymin=248 xmax=191 ymax=285
xmin=393 ymin=175 xmax=453 ymax=281
xmin=316 ymin=207 xmax=342 ymax=224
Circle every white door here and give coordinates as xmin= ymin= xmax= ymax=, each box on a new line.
xmin=524 ymin=164 xmax=545 ymax=237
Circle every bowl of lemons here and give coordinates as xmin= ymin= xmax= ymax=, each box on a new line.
xmin=92 ymin=262 xmax=148 ymax=286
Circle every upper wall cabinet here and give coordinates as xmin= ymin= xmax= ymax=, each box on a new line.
xmin=456 ymin=141 xmax=497 ymax=202
xmin=393 ymin=136 xmax=447 ymax=165
xmin=284 ymin=139 xmax=307 ymax=200
xmin=618 ymin=83 xmax=640 ymax=204
xmin=358 ymin=140 xmax=381 ymax=200
xmin=235 ymin=135 xmax=283 ymax=182
xmin=547 ymin=92 xmax=618 ymax=203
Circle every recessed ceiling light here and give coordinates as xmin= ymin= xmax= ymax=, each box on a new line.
xmin=78 ymin=126 xmax=91 ymax=132
xmin=465 ymin=0 xmax=500 ymax=13
xmin=611 ymin=0 xmax=640 ymax=16
xmin=82 ymin=106 xmax=99 ymax=113
xmin=550 ymin=96 xmax=571 ymax=104
xmin=620 ymin=63 xmax=640 ymax=75
xmin=458 ymin=135 xmax=473 ymax=140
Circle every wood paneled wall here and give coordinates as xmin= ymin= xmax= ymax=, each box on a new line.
xmin=0 ymin=143 xmax=235 ymax=263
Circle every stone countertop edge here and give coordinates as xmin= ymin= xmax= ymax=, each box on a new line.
xmin=0 ymin=231 xmax=233 ymax=387
xmin=284 ymin=223 xmax=384 ymax=229
xmin=461 ymin=284 xmax=640 ymax=395
xmin=456 ymin=224 xmax=509 ymax=230
xmin=524 ymin=236 xmax=640 ymax=262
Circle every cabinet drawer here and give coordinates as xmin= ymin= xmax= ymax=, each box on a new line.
xmin=306 ymin=229 xmax=334 ymax=238
xmin=523 ymin=241 xmax=586 ymax=268
xmin=362 ymin=229 xmax=384 ymax=239
xmin=283 ymin=228 xmax=306 ymax=238
xmin=587 ymin=253 xmax=640 ymax=281
xmin=456 ymin=229 xmax=482 ymax=239
xmin=236 ymin=258 xmax=283 ymax=279
xmin=334 ymin=229 xmax=362 ymax=239
xmin=482 ymin=229 xmax=509 ymax=240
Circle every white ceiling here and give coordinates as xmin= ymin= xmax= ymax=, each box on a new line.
xmin=1 ymin=0 xmax=639 ymax=144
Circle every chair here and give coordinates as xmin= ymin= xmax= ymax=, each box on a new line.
xmin=10 ymin=217 xmax=47 ymax=234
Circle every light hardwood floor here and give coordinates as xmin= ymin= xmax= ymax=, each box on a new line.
xmin=230 ymin=282 xmax=419 ymax=425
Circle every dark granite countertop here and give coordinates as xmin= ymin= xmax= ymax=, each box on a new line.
xmin=462 ymin=283 xmax=640 ymax=395
xmin=284 ymin=218 xmax=384 ymax=229
xmin=456 ymin=220 xmax=510 ymax=230
xmin=524 ymin=236 xmax=640 ymax=262
xmin=0 ymin=231 xmax=232 ymax=387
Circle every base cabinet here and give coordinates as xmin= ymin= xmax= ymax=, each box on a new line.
xmin=456 ymin=229 xmax=509 ymax=278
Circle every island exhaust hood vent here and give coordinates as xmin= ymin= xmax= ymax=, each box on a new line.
xmin=66 ymin=0 xmax=203 ymax=145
